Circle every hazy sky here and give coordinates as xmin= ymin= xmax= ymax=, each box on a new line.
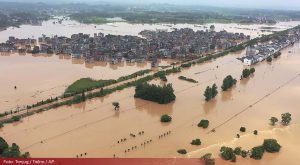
xmin=1 ymin=0 xmax=300 ymax=10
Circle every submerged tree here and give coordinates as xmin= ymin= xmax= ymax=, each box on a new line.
xmin=198 ymin=119 xmax=209 ymax=128
xmin=241 ymin=68 xmax=255 ymax=79
xmin=200 ymin=153 xmax=215 ymax=165
xmin=281 ymin=113 xmax=292 ymax=125
xmin=112 ymin=102 xmax=120 ymax=111
xmin=134 ymin=83 xmax=176 ymax=104
xmin=240 ymin=127 xmax=246 ymax=132
xmin=221 ymin=75 xmax=237 ymax=91
xmin=263 ymin=139 xmax=281 ymax=153
xmin=250 ymin=145 xmax=265 ymax=160
xmin=270 ymin=117 xmax=278 ymax=126
xmin=160 ymin=114 xmax=172 ymax=122
xmin=0 ymin=137 xmax=30 ymax=158
xmin=191 ymin=138 xmax=201 ymax=145
xmin=220 ymin=146 xmax=235 ymax=161
xmin=204 ymin=84 xmax=218 ymax=101
xmin=177 ymin=149 xmax=187 ymax=155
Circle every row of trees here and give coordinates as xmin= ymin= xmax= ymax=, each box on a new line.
xmin=204 ymin=74 xmax=239 ymax=101
xmin=220 ymin=139 xmax=281 ymax=162
xmin=178 ymin=76 xmax=198 ymax=83
xmin=134 ymin=83 xmax=176 ymax=104
xmin=0 ymin=137 xmax=30 ymax=158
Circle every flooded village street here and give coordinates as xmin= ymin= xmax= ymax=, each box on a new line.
xmin=0 ymin=19 xmax=300 ymax=165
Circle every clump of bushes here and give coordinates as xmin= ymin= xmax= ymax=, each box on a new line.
xmin=221 ymin=75 xmax=237 ymax=91
xmin=240 ymin=127 xmax=246 ymax=132
xmin=11 ymin=116 xmax=21 ymax=122
xmin=263 ymin=139 xmax=281 ymax=153
xmin=200 ymin=153 xmax=215 ymax=165
xmin=180 ymin=63 xmax=192 ymax=68
xmin=241 ymin=68 xmax=255 ymax=79
xmin=177 ymin=149 xmax=187 ymax=155
xmin=220 ymin=139 xmax=282 ymax=162
xmin=178 ymin=76 xmax=198 ymax=83
xmin=220 ymin=146 xmax=235 ymax=161
xmin=198 ymin=119 xmax=209 ymax=128
xmin=204 ymin=84 xmax=218 ymax=101
xmin=250 ymin=145 xmax=265 ymax=160
xmin=160 ymin=114 xmax=172 ymax=122
xmin=281 ymin=113 xmax=292 ymax=125
xmin=0 ymin=137 xmax=30 ymax=158
xmin=191 ymin=139 xmax=201 ymax=145
xmin=134 ymin=83 xmax=176 ymax=104
xmin=270 ymin=117 xmax=278 ymax=126
xmin=253 ymin=130 xmax=258 ymax=135
xmin=269 ymin=113 xmax=292 ymax=126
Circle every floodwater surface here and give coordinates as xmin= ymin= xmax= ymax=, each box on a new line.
xmin=1 ymin=41 xmax=299 ymax=165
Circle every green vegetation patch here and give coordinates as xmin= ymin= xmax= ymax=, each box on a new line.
xmin=134 ymin=83 xmax=176 ymax=104
xmin=0 ymin=137 xmax=30 ymax=158
xmin=263 ymin=139 xmax=281 ymax=153
xmin=65 ymin=78 xmax=116 ymax=95
xmin=160 ymin=114 xmax=172 ymax=122
xmin=178 ymin=76 xmax=198 ymax=83
xmin=221 ymin=75 xmax=237 ymax=91
xmin=198 ymin=119 xmax=209 ymax=128
xmin=191 ymin=138 xmax=201 ymax=145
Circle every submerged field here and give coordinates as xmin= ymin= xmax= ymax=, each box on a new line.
xmin=1 ymin=42 xmax=299 ymax=164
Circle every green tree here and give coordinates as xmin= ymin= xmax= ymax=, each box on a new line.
xmin=198 ymin=119 xmax=209 ymax=128
xmin=204 ymin=84 xmax=218 ymax=101
xmin=250 ymin=146 xmax=265 ymax=160
xmin=242 ymin=68 xmax=252 ymax=78
xmin=112 ymin=102 xmax=120 ymax=111
xmin=253 ymin=130 xmax=258 ymax=135
xmin=250 ymin=68 xmax=255 ymax=74
xmin=191 ymin=139 xmax=201 ymax=145
xmin=270 ymin=117 xmax=278 ymax=126
xmin=0 ymin=137 xmax=9 ymax=155
xmin=201 ymin=153 xmax=215 ymax=165
xmin=177 ymin=149 xmax=187 ymax=154
xmin=221 ymin=75 xmax=237 ymax=91
xmin=241 ymin=150 xmax=248 ymax=158
xmin=263 ymin=139 xmax=281 ymax=153
xmin=240 ymin=127 xmax=246 ymax=132
xmin=0 ymin=137 xmax=30 ymax=158
xmin=11 ymin=116 xmax=21 ymax=122
xmin=281 ymin=113 xmax=291 ymax=125
xmin=161 ymin=114 xmax=172 ymax=122
xmin=134 ymin=83 xmax=176 ymax=104
xmin=234 ymin=147 xmax=242 ymax=155
xmin=220 ymin=146 xmax=235 ymax=160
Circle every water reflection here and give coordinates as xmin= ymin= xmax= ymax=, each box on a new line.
xmin=134 ymin=98 xmax=174 ymax=117
xmin=221 ymin=88 xmax=234 ymax=102
xmin=202 ymin=100 xmax=217 ymax=114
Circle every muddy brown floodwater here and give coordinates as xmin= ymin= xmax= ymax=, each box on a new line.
xmin=1 ymin=39 xmax=300 ymax=165
xmin=0 ymin=53 xmax=174 ymax=112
